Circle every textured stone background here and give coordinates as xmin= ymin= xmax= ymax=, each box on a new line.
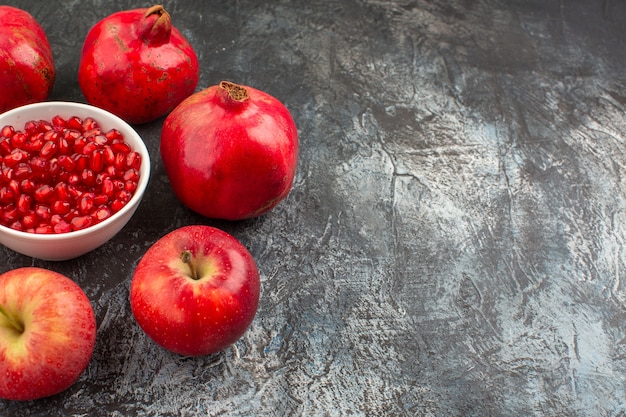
xmin=2 ymin=0 xmax=626 ymax=416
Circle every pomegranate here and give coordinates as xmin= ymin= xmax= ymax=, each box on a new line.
xmin=160 ymin=81 xmax=299 ymax=220
xmin=78 ymin=5 xmax=199 ymax=124
xmin=0 ymin=116 xmax=141 ymax=233
xmin=0 ymin=6 xmax=55 ymax=113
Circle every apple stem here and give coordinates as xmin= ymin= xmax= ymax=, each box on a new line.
xmin=180 ymin=250 xmax=200 ymax=280
xmin=0 ymin=304 xmax=24 ymax=334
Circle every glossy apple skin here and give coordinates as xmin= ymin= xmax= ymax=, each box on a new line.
xmin=0 ymin=267 xmax=96 ymax=401
xmin=78 ymin=6 xmax=199 ymax=124
xmin=0 ymin=6 xmax=55 ymax=113
xmin=130 ymin=225 xmax=260 ymax=356
xmin=160 ymin=82 xmax=299 ymax=220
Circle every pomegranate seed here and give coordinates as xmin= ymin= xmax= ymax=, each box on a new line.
xmin=102 ymin=178 xmax=115 ymax=196
xmin=63 ymin=129 xmax=81 ymax=141
xmin=20 ymin=179 xmax=35 ymax=194
xmin=35 ymin=204 xmax=52 ymax=221
xmin=16 ymin=194 xmax=32 ymax=213
xmin=52 ymin=200 xmax=71 ymax=215
xmin=58 ymin=154 xmax=76 ymax=171
xmin=25 ymin=133 xmax=45 ymax=153
xmin=52 ymin=115 xmax=66 ymax=128
xmin=34 ymin=184 xmax=55 ymax=203
xmin=4 ymin=149 xmax=28 ymax=167
xmin=83 ymin=127 xmax=100 ymax=138
xmin=0 ymin=139 xmax=11 ymax=156
xmin=124 ymin=181 xmax=138 ymax=193
xmin=71 ymin=215 xmax=93 ymax=231
xmin=21 ymin=213 xmax=38 ymax=229
xmin=30 ymin=156 xmax=49 ymax=173
xmin=113 ymin=152 xmax=126 ymax=170
xmin=13 ymin=163 xmax=32 ymax=180
xmin=48 ymin=159 xmax=60 ymax=179
xmin=10 ymin=221 xmax=23 ymax=231
xmin=67 ymin=185 xmax=83 ymax=200
xmin=90 ymin=149 xmax=105 ymax=172
xmin=40 ymin=140 xmax=58 ymax=158
xmin=82 ymin=142 xmax=98 ymax=155
xmin=83 ymin=118 xmax=98 ymax=131
xmin=54 ymin=182 xmax=70 ymax=201
xmin=115 ymin=190 xmax=132 ymax=203
xmin=126 ymin=152 xmax=141 ymax=170
xmin=66 ymin=116 xmax=83 ymax=131
xmin=8 ymin=180 xmax=19 ymax=196
xmin=105 ymin=165 xmax=118 ymax=177
xmin=95 ymin=135 xmax=109 ymax=146
xmin=0 ymin=187 xmax=14 ymax=204
xmin=58 ymin=138 xmax=70 ymax=154
xmin=81 ymin=169 xmax=96 ymax=187
xmin=1 ymin=125 xmax=15 ymax=138
xmin=75 ymin=154 xmax=89 ymax=171
xmin=95 ymin=172 xmax=107 ymax=184
xmin=110 ymin=199 xmax=126 ymax=213
xmin=78 ymin=195 xmax=94 ymax=214
xmin=93 ymin=206 xmax=112 ymax=221
xmin=1 ymin=166 xmax=12 ymax=181
xmin=111 ymin=142 xmax=131 ymax=153
xmin=68 ymin=173 xmax=81 ymax=186
xmin=40 ymin=120 xmax=53 ymax=131
xmin=35 ymin=225 xmax=54 ymax=234
xmin=123 ymin=168 xmax=139 ymax=182
xmin=113 ymin=179 xmax=125 ymax=191
xmin=10 ymin=132 xmax=27 ymax=148
xmin=43 ymin=130 xmax=58 ymax=141
xmin=65 ymin=208 xmax=79 ymax=221
xmin=74 ymin=137 xmax=88 ymax=154
xmin=93 ymin=194 xmax=109 ymax=206
xmin=103 ymin=146 xmax=116 ymax=165
xmin=2 ymin=204 xmax=18 ymax=223
xmin=53 ymin=221 xmax=71 ymax=234
xmin=24 ymin=121 xmax=38 ymax=134
xmin=105 ymin=129 xmax=123 ymax=141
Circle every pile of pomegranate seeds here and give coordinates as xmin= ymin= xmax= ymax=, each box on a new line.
xmin=0 ymin=115 xmax=141 ymax=234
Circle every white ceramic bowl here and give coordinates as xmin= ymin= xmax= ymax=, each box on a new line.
xmin=0 ymin=101 xmax=151 ymax=261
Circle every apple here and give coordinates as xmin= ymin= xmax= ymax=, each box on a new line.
xmin=130 ymin=225 xmax=261 ymax=356
xmin=0 ymin=267 xmax=96 ymax=401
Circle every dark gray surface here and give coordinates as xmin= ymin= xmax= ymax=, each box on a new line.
xmin=2 ymin=0 xmax=626 ymax=415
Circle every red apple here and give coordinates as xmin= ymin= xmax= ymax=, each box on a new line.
xmin=130 ymin=225 xmax=261 ymax=356
xmin=0 ymin=267 xmax=96 ymax=401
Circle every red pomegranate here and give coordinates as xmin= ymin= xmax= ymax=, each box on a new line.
xmin=160 ymin=81 xmax=299 ymax=220
xmin=0 ymin=6 xmax=55 ymax=113
xmin=78 ymin=5 xmax=199 ymax=124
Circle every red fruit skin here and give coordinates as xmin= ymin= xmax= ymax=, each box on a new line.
xmin=0 ymin=267 xmax=96 ymax=401
xmin=130 ymin=225 xmax=261 ymax=356
xmin=160 ymin=82 xmax=299 ymax=220
xmin=0 ymin=6 xmax=55 ymax=113
xmin=78 ymin=5 xmax=199 ymax=124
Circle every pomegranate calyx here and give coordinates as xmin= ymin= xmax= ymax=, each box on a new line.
xmin=219 ymin=81 xmax=250 ymax=102
xmin=137 ymin=4 xmax=172 ymax=46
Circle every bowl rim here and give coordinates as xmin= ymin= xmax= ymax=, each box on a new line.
xmin=0 ymin=101 xmax=151 ymax=241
